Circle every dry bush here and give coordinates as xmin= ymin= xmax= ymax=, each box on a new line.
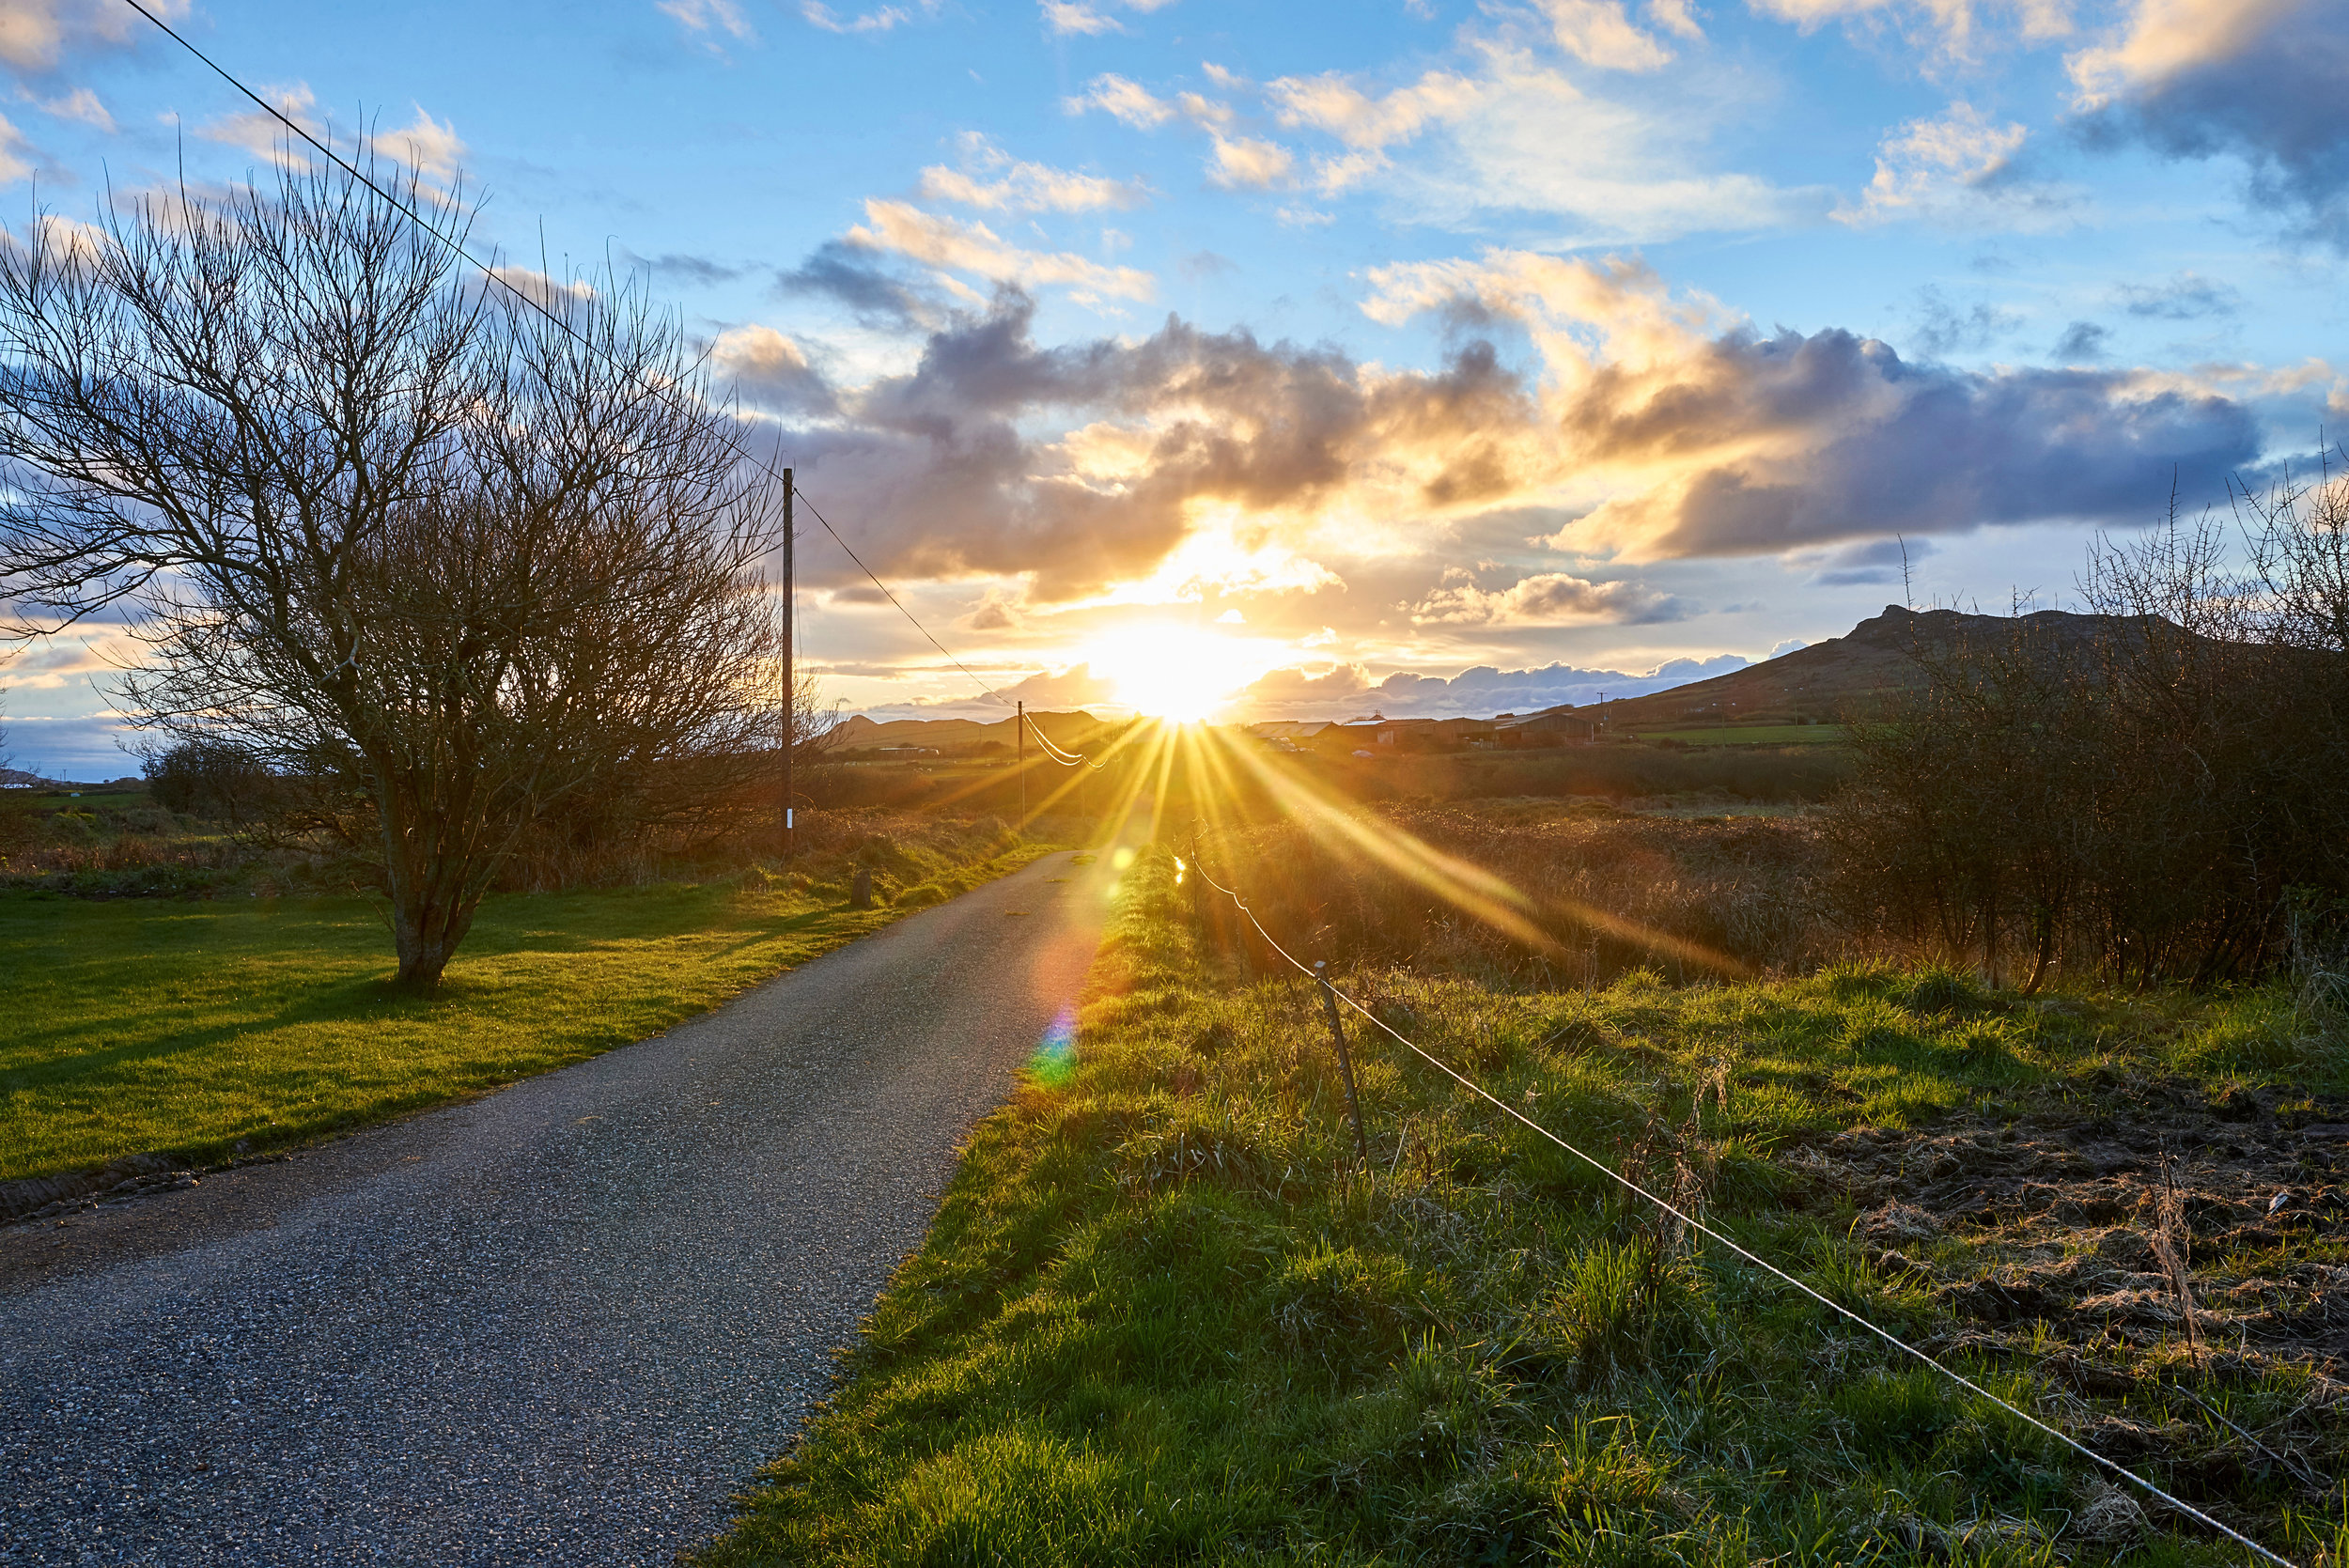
xmin=1832 ymin=475 xmax=2349 ymax=989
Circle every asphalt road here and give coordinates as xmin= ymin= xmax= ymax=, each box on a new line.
xmin=1 ymin=848 xmax=1117 ymax=1567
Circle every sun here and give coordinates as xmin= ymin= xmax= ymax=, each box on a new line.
xmin=1086 ymin=624 xmax=1267 ymax=722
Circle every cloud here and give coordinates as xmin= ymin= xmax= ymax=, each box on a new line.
xmin=801 ymin=1 xmax=936 ymax=33
xmin=0 ymin=712 xmax=136 ymax=781
xmin=27 ymin=84 xmax=107 ymax=130
xmin=1908 ymin=285 xmax=2023 ymax=355
xmin=753 ymin=290 xmax=1545 ymax=598
xmin=2 ymin=629 xmax=133 ymax=689
xmin=1534 ymin=0 xmax=1678 ymax=70
xmin=659 ymin=0 xmax=754 ymax=41
xmin=1365 ymin=247 xmax=2264 ymax=558
xmin=1178 ymin=249 xmax=1237 ymax=281
xmin=622 ymin=248 xmax=750 ymax=287
xmin=1835 ymin=101 xmax=2067 ymax=227
xmin=2110 ymin=269 xmax=2242 ymax=318
xmin=1381 ymin=46 xmax=1827 ymax=241
xmin=1237 ymin=652 xmax=1750 ymax=718
xmin=1038 ymin=0 xmax=1175 ymax=34
xmin=847 ymin=198 xmax=1156 ymax=304
xmin=1408 ymin=567 xmax=1685 ymax=624
xmin=957 ymin=588 xmax=1028 ymax=632
xmin=381 ymin=105 xmax=465 ymax=183
xmin=1749 ymin=0 xmax=2077 ymax=57
xmin=1065 ymin=73 xmax=1176 ymax=129
xmin=195 ymin=86 xmax=464 ymax=185
xmin=711 ymin=324 xmax=837 ymax=414
xmin=1267 ymin=67 xmax=1482 ymax=192
xmin=1205 ymin=132 xmax=1295 ymax=189
xmin=1067 ymin=71 xmax=1301 ymax=192
xmin=0 ymin=0 xmax=186 ymax=76
xmin=483 ymin=265 xmax=593 ymax=312
xmin=917 ymin=133 xmax=1146 ymax=212
xmin=0 ymin=110 xmax=34 ymax=184
xmin=195 ymin=81 xmax=321 ymax=165
xmin=2054 ymin=319 xmax=2110 ymax=359
xmin=1797 ymin=536 xmax=1933 ymax=586
xmin=774 ymin=239 xmax=939 ymax=327
xmin=1040 ymin=1 xmax=1122 ymax=33
xmin=2068 ymin=0 xmax=2349 ymax=244
xmin=1245 ymin=45 xmax=1823 ymax=240
xmin=1648 ymin=0 xmax=1707 ymax=38
xmin=754 ymin=247 xmax=2288 ymax=619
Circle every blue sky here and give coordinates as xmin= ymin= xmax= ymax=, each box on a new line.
xmin=3 ymin=0 xmax=2345 ymax=772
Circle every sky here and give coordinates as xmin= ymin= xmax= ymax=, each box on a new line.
xmin=0 ymin=0 xmax=2344 ymax=775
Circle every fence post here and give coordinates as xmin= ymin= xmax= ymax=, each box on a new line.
xmin=1315 ymin=961 xmax=1370 ymax=1169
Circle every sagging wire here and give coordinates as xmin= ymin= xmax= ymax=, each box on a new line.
xmin=1181 ymin=833 xmax=2302 ymax=1568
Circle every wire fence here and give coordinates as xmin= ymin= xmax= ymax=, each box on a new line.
xmin=1182 ymin=835 xmax=2303 ymax=1568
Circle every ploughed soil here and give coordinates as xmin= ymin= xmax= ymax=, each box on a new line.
xmin=1790 ymin=1081 xmax=2349 ymax=1491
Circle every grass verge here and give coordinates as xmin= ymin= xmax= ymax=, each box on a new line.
xmin=701 ymin=849 xmax=2349 ymax=1568
xmin=1 ymin=842 xmax=1055 ymax=1189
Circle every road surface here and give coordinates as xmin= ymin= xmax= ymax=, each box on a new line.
xmin=0 ymin=847 xmax=1116 ymax=1566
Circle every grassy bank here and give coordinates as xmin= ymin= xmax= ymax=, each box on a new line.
xmin=0 ymin=835 xmax=1054 ymax=1188
xmin=704 ymin=852 xmax=2348 ymax=1567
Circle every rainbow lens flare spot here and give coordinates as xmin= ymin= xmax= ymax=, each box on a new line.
xmin=1031 ymin=1004 xmax=1078 ymax=1085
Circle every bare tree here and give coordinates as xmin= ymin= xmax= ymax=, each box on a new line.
xmin=0 ymin=149 xmax=780 ymax=984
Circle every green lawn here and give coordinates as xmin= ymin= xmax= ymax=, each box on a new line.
xmin=701 ymin=852 xmax=2348 ymax=1567
xmin=1 ymin=847 xmax=1049 ymax=1184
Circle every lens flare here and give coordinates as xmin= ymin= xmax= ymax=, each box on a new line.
xmin=1030 ymin=1003 xmax=1079 ymax=1086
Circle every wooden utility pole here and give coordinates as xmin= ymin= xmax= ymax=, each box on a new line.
xmin=781 ymin=469 xmax=794 ymax=861
xmin=1017 ymin=700 xmax=1026 ymax=831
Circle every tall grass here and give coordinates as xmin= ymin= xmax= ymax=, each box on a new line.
xmin=1194 ymin=800 xmax=1836 ymax=987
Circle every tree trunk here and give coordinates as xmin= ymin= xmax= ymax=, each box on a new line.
xmin=389 ymin=883 xmax=481 ymax=987
xmin=376 ymin=762 xmax=488 ymax=988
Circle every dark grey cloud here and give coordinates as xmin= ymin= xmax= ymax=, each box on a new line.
xmin=1566 ymin=326 xmax=2263 ymax=556
xmin=2054 ymin=319 xmax=2110 ymax=361
xmin=772 ymin=240 xmax=937 ymax=328
xmin=2076 ymin=0 xmax=2349 ymax=247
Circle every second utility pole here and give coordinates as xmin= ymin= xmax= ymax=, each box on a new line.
xmin=1017 ymin=699 xmax=1026 ymax=831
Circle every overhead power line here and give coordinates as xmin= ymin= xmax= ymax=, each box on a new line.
xmin=111 ymin=0 xmax=1108 ymax=772
xmin=1182 ymin=839 xmax=2300 ymax=1568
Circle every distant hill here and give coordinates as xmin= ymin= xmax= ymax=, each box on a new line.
xmin=828 ymin=710 xmax=1124 ymax=753
xmin=1542 ymin=605 xmax=2154 ymax=731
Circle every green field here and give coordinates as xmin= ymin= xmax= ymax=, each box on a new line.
xmin=702 ymin=852 xmax=2348 ymax=1567
xmin=0 ymin=846 xmax=1049 ymax=1185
